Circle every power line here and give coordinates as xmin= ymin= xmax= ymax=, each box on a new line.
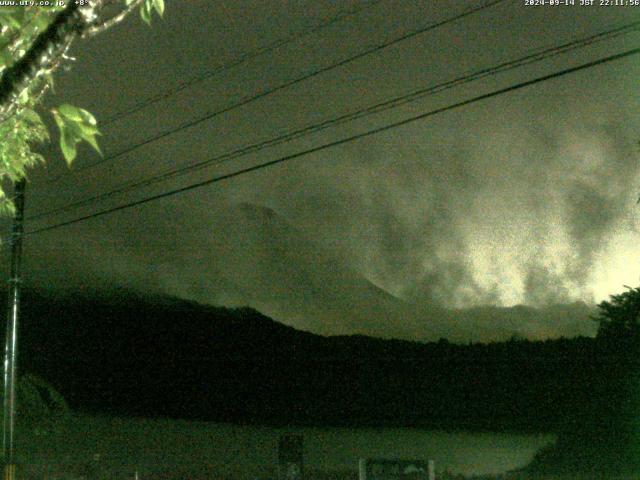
xmin=36 ymin=0 xmax=508 ymax=187
xmin=100 ymin=0 xmax=386 ymax=126
xmin=25 ymin=20 xmax=640 ymax=222
xmin=22 ymin=47 xmax=640 ymax=237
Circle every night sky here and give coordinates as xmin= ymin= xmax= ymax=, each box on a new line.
xmin=5 ymin=0 xmax=640 ymax=342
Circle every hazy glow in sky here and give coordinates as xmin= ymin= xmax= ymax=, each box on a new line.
xmin=461 ymin=131 xmax=640 ymax=308
xmin=591 ymin=231 xmax=640 ymax=301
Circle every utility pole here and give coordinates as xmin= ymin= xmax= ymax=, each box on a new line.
xmin=3 ymin=178 xmax=26 ymax=480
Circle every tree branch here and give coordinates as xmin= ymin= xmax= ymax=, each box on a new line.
xmin=0 ymin=1 xmax=110 ymax=121
xmin=84 ymin=0 xmax=145 ymax=37
xmin=0 ymin=3 xmax=81 ymax=119
xmin=1 ymin=9 xmax=43 ymax=61
xmin=0 ymin=35 xmax=71 ymax=139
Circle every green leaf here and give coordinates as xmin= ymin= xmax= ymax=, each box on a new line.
xmin=52 ymin=109 xmax=78 ymax=164
xmin=6 ymin=6 xmax=25 ymax=23
xmin=60 ymin=127 xmax=78 ymax=165
xmin=74 ymin=122 xmax=102 ymax=156
xmin=20 ymin=109 xmax=47 ymax=141
xmin=21 ymin=108 xmax=40 ymax=124
xmin=77 ymin=122 xmax=100 ymax=137
xmin=78 ymin=108 xmax=97 ymax=126
xmin=0 ymin=14 xmax=22 ymax=30
xmin=51 ymin=109 xmax=65 ymax=132
xmin=52 ymin=104 xmax=102 ymax=162
xmin=57 ymin=103 xmax=83 ymax=122
xmin=153 ymin=0 xmax=164 ymax=17
xmin=33 ymin=12 xmax=53 ymax=32
xmin=0 ymin=7 xmax=22 ymax=31
xmin=140 ymin=0 xmax=152 ymax=25
xmin=0 ymin=49 xmax=14 ymax=69
xmin=17 ymin=88 xmax=29 ymax=105
xmin=83 ymin=133 xmax=102 ymax=156
xmin=0 ymin=197 xmax=16 ymax=217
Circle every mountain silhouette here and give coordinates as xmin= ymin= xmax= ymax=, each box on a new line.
xmin=5 ymin=287 xmax=604 ymax=431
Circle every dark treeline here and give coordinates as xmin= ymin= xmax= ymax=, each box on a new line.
xmin=7 ymin=286 xmax=637 ymax=444
xmin=527 ymin=287 xmax=640 ymax=475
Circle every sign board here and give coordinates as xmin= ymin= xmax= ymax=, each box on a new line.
xmin=359 ymin=459 xmax=435 ymax=480
xmin=278 ymin=434 xmax=303 ymax=480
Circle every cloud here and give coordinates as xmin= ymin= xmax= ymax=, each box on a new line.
xmin=561 ymin=125 xmax=639 ymax=288
xmin=523 ymin=263 xmax=571 ymax=307
xmin=14 ymin=11 xmax=640 ymax=342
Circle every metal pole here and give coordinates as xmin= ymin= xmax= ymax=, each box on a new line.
xmin=3 ymin=178 xmax=25 ymax=480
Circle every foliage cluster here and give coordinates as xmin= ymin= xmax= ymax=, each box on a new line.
xmin=592 ymin=285 xmax=640 ymax=344
xmin=0 ymin=0 xmax=164 ymax=213
xmin=527 ymin=286 xmax=640 ymax=474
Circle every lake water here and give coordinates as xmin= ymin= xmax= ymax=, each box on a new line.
xmin=20 ymin=415 xmax=555 ymax=477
